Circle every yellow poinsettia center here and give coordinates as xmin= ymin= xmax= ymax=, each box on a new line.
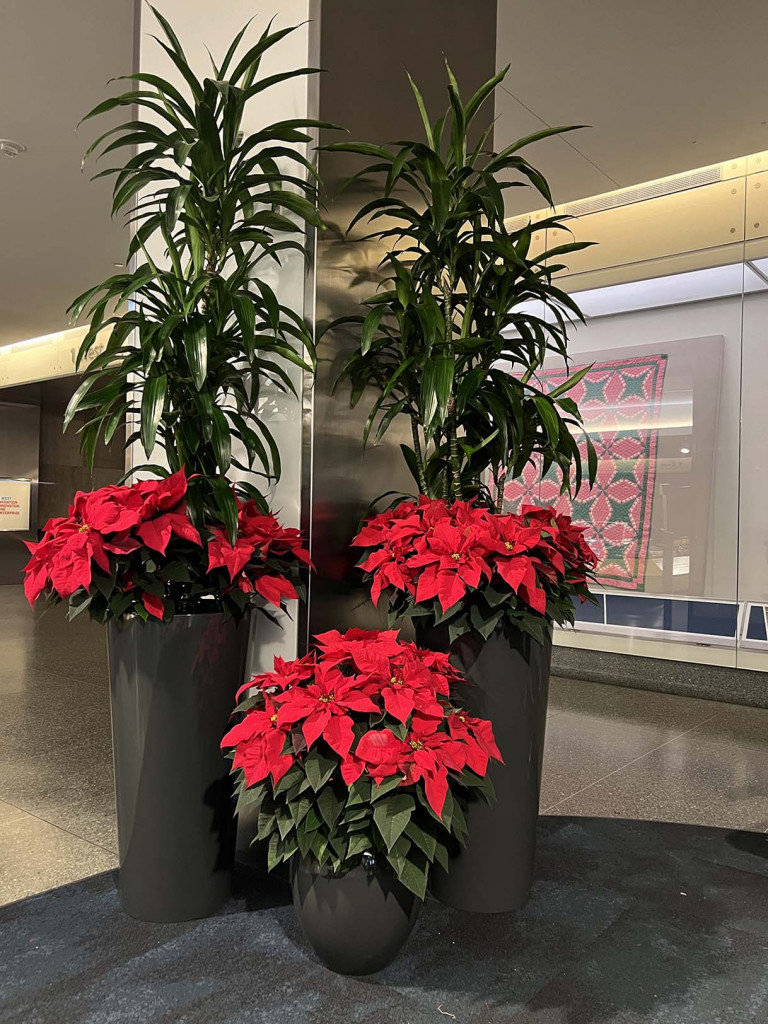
xmin=504 ymin=541 xmax=513 ymax=550
xmin=319 ymin=693 xmax=335 ymax=703
xmin=270 ymin=713 xmax=278 ymax=724
xmin=458 ymin=714 xmax=467 ymax=723
xmin=451 ymin=552 xmax=461 ymax=561
xmin=390 ymin=675 xmax=403 ymax=687
xmin=410 ymin=739 xmax=423 ymax=750
xmin=78 ymin=523 xmax=90 ymax=533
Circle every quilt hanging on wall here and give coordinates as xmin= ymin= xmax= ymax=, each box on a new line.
xmin=503 ymin=353 xmax=668 ymax=591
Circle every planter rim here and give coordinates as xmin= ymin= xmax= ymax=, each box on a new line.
xmin=296 ymin=852 xmax=391 ymax=881
xmin=110 ymin=608 xmax=246 ymax=629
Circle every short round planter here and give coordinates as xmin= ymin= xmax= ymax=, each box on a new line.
xmin=291 ymin=854 xmax=421 ymax=975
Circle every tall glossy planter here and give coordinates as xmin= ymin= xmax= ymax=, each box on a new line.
xmin=292 ymin=854 xmax=421 ymax=975
xmin=419 ymin=623 xmax=551 ymax=914
xmin=107 ymin=611 xmax=250 ymax=922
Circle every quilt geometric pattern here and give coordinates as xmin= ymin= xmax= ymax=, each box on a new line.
xmin=503 ymin=354 xmax=668 ymax=591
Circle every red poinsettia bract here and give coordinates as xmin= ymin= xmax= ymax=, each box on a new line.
xmin=221 ymin=629 xmax=500 ymax=818
xmin=352 ymin=497 xmax=597 ymax=621
xmin=22 ymin=469 xmax=310 ymax=622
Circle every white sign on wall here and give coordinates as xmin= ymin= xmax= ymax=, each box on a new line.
xmin=0 ymin=480 xmax=31 ymax=531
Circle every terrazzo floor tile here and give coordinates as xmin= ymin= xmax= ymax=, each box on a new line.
xmin=540 ymin=710 xmax=700 ymax=810
xmin=0 ymin=589 xmax=108 ymax=693
xmin=0 ymin=746 xmax=116 ymax=852
xmin=548 ymin=675 xmax=722 ymax=731
xmin=0 ymin=799 xmax=27 ymax=824
xmin=686 ymin=701 xmax=768 ymax=752
xmin=0 ymin=812 xmax=117 ymax=905
xmin=0 ymin=681 xmax=111 ymax=752
xmin=549 ymin=737 xmax=768 ymax=831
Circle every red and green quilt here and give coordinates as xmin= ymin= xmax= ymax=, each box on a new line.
xmin=503 ymin=354 xmax=668 ymax=591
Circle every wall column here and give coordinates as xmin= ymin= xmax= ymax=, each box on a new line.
xmin=306 ymin=0 xmax=499 ymax=640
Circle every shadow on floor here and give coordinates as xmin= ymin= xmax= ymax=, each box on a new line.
xmin=2 ymin=816 xmax=767 ymax=1024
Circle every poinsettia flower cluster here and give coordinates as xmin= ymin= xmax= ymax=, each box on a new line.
xmin=352 ymin=497 xmax=597 ymax=626
xmin=207 ymin=495 xmax=311 ymax=609
xmin=22 ymin=469 xmax=310 ymax=623
xmin=222 ymin=628 xmax=500 ymax=819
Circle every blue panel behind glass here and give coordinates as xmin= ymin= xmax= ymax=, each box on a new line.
xmin=746 ymin=605 xmax=768 ymax=642
xmin=606 ymin=595 xmax=665 ymax=629
xmin=606 ymin=596 xmax=738 ymax=638
xmin=678 ymin=601 xmax=738 ymax=637
xmin=572 ymin=592 xmax=604 ymax=624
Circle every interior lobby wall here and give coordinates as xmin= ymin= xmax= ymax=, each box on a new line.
xmin=740 ymin=292 xmax=768 ymax=605
xmin=0 ymin=378 xmax=126 ymax=585
xmin=562 ymin=284 xmax=768 ymax=675
xmin=0 ymin=401 xmax=39 ymax=585
xmin=37 ymin=381 xmax=126 ymax=525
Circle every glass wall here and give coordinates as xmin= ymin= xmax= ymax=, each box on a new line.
xmin=504 ymin=153 xmax=768 ymax=675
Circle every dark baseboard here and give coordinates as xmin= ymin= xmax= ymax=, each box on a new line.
xmin=552 ymin=644 xmax=768 ymax=709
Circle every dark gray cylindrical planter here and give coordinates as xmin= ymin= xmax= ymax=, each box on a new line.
xmin=107 ymin=610 xmax=250 ymax=922
xmin=292 ymin=854 xmax=421 ymax=975
xmin=419 ymin=623 xmax=551 ymax=914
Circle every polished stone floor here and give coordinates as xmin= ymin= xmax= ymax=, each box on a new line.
xmin=2 ymin=584 xmax=768 ymax=905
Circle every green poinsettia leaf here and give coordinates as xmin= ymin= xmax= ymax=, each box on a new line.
xmin=317 ymin=785 xmax=344 ymax=830
xmin=288 ymin=793 xmax=312 ymax=826
xmin=371 ymin=775 xmax=405 ymax=800
xmin=267 ymin=833 xmax=282 ymax=872
xmin=404 ymin=818 xmax=438 ymax=861
xmin=257 ymin=809 xmax=277 ymax=841
xmin=433 ymin=839 xmax=450 ymax=872
xmin=394 ymin=849 xmax=429 ymax=900
xmin=346 ymin=777 xmax=372 ymax=807
xmin=276 ymin=807 xmax=294 ymax=840
xmin=304 ymin=748 xmax=337 ymax=793
xmin=346 ymin=832 xmax=373 ymax=859
xmin=373 ymin=793 xmax=415 ymax=852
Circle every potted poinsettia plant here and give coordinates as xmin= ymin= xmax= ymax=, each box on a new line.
xmin=353 ymin=499 xmax=597 ymax=644
xmin=21 ymin=10 xmax=327 ymax=922
xmin=326 ymin=65 xmax=599 ymax=912
xmin=222 ymin=628 xmax=500 ymax=975
xmin=24 ymin=468 xmax=310 ymax=922
xmin=22 ymin=469 xmax=310 ymax=622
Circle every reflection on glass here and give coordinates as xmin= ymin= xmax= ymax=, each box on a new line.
xmin=505 ymin=260 xmax=748 ymax=666
xmin=503 ymin=156 xmax=768 ymax=671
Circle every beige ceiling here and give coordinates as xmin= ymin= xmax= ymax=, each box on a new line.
xmin=495 ymin=0 xmax=768 ymax=215
xmin=2 ymin=0 xmax=768 ymax=347
xmin=0 ymin=0 xmax=135 ymax=347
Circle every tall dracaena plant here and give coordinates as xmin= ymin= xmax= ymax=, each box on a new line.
xmin=329 ymin=64 xmax=597 ymax=512
xmin=65 ymin=7 xmax=331 ymax=537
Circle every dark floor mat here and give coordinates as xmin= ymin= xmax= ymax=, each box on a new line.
xmin=2 ymin=816 xmax=768 ymax=1024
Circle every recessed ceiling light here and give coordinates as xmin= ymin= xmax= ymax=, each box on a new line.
xmin=680 ymin=447 xmax=691 ymax=454
xmin=0 ymin=139 xmax=26 ymax=159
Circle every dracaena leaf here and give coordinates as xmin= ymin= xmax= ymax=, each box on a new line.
xmin=68 ymin=11 xmax=328 ymax=488
xmin=183 ymin=317 xmax=207 ymax=390
xmin=140 ymin=374 xmax=167 ymax=457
